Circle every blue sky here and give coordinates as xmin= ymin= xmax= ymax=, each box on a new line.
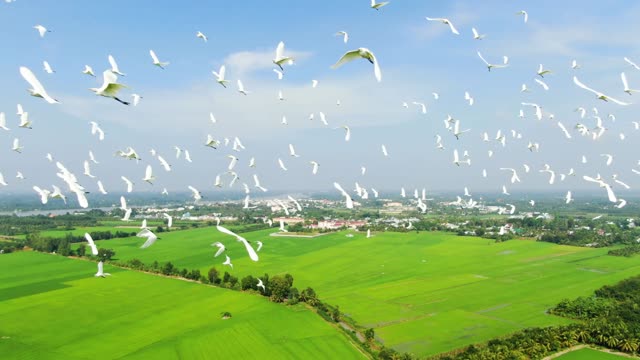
xmin=1 ymin=0 xmax=640 ymax=206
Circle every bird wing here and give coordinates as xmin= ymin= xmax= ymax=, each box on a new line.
xmin=573 ymin=76 xmax=600 ymax=96
xmin=145 ymin=165 xmax=153 ymax=180
xmin=447 ymin=21 xmax=460 ymax=35
xmin=85 ymin=233 xmax=99 ymax=255
xmin=371 ymin=52 xmax=382 ymax=82
xmin=140 ymin=233 xmax=158 ymax=248
xmin=331 ymin=50 xmax=362 ymax=69
xmin=604 ymin=184 xmax=617 ymax=203
xmin=472 ymin=28 xmax=479 ymax=38
xmin=621 ymin=72 xmax=630 ymax=90
xmin=275 ymin=41 xmax=285 ymax=60
xmin=219 ymin=65 xmax=226 ymax=78
xmin=149 ymin=50 xmax=159 ymax=63
xmin=108 ymin=55 xmax=120 ymax=72
xmin=120 ymin=196 xmax=127 ymax=210
xmin=624 ymin=57 xmax=640 ymax=70
xmin=20 ymin=66 xmax=58 ymax=103
xmin=477 ymin=51 xmax=490 ymax=66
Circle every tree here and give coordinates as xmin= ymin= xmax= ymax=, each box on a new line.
xmin=300 ymin=287 xmax=318 ymax=306
xmin=229 ymin=275 xmax=239 ymax=288
xmin=287 ymin=287 xmax=299 ymax=305
xmin=161 ymin=262 xmax=175 ymax=275
xmin=268 ymin=275 xmax=292 ymax=302
xmin=222 ymin=271 xmax=231 ymax=284
xmin=331 ymin=306 xmax=340 ymax=322
xmin=57 ymin=238 xmax=71 ymax=256
xmin=241 ymin=275 xmax=256 ymax=290
xmin=365 ymin=328 xmax=375 ymax=342
xmin=188 ymin=269 xmax=201 ymax=281
xmin=97 ymin=248 xmax=115 ymax=261
xmin=76 ymin=244 xmax=86 ymax=257
xmin=208 ymin=267 xmax=221 ymax=284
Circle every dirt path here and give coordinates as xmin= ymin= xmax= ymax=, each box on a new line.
xmin=543 ymin=345 xmax=639 ymax=359
xmin=339 ymin=321 xmax=366 ymax=342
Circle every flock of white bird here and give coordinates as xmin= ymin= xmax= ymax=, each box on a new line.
xmin=2 ymin=2 xmax=639 ymax=277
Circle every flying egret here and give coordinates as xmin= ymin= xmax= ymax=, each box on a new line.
xmin=453 ymin=149 xmax=470 ymax=166
xmin=534 ymin=78 xmax=549 ymax=91
xmin=0 ymin=112 xmax=9 ymax=131
xmin=212 ymin=65 xmax=229 ymax=88
xmin=621 ymin=72 xmax=639 ymax=95
xmin=425 ymin=17 xmax=460 ymax=35
xmin=335 ymin=31 xmax=349 ymax=43
xmin=43 ymin=61 xmax=55 ymax=74
xmin=223 ymin=255 xmax=233 ymax=269
xmin=472 ymin=27 xmax=485 ymax=40
xmin=163 ymin=213 xmax=173 ymax=228
xmin=143 ymin=165 xmax=154 ymax=184
xmin=89 ymin=151 xmax=99 ymax=164
xmin=278 ymin=158 xmax=288 ymax=171
xmin=95 ymin=261 xmax=111 ymax=278
xmin=32 ymin=186 xmax=50 ymax=203
xmin=83 ymin=161 xmax=96 ymax=178
xmin=253 ymin=174 xmax=267 ymax=192
xmin=18 ymin=112 xmax=32 ymax=129
xmin=157 ymin=155 xmax=171 ymax=171
xmin=573 ymin=76 xmax=630 ymax=105
xmin=97 ymin=181 xmax=108 ymax=195
xmin=257 ymin=278 xmax=265 ymax=292
xmin=516 ymin=10 xmax=528 ymax=23
xmin=137 ymin=228 xmax=158 ymax=249
xmin=33 ymin=24 xmax=50 ymax=37
xmin=288 ymin=144 xmax=300 ymax=157
xmin=212 ymin=242 xmax=225 ymax=257
xmin=89 ymin=121 xmax=105 ymax=141
xmin=216 ymin=223 xmax=259 ymax=261
xmin=237 ymin=80 xmax=249 ymax=95
xmin=12 ymin=138 xmax=23 ymax=153
xmin=131 ymin=94 xmax=142 ymax=106
xmin=477 ymin=51 xmax=508 ymax=71
xmin=256 ymin=241 xmax=263 ymax=252
xmin=196 ymin=31 xmax=208 ymax=42
xmin=332 ymin=48 xmax=381 ymax=82
xmin=19 ymin=66 xmax=59 ymax=104
xmin=108 ymin=55 xmax=126 ymax=76
xmin=370 ymin=0 xmax=389 ymax=10
xmin=624 ymin=57 xmax=640 ymax=70
xmin=188 ymin=185 xmax=202 ymax=201
xmin=334 ymin=182 xmax=354 ymax=209
xmin=310 ymin=161 xmax=319 ymax=175
xmin=273 ymin=41 xmax=293 ymax=71
xmin=121 ymin=176 xmax=134 ymax=193
xmin=90 ymin=70 xmax=129 ymax=105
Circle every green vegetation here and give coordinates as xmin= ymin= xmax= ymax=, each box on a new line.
xmin=81 ymin=227 xmax=640 ymax=357
xmin=554 ymin=348 xmax=629 ymax=359
xmin=0 ymin=252 xmax=365 ymax=360
xmin=608 ymin=245 xmax=640 ymax=257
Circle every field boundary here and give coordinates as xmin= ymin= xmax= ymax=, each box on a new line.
xmin=543 ymin=345 xmax=640 ymax=359
xmin=269 ymin=232 xmax=334 ymax=238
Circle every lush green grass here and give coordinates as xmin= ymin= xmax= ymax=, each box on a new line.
xmin=83 ymin=228 xmax=640 ymax=357
xmin=0 ymin=251 xmax=365 ymax=360
xmin=554 ymin=348 xmax=631 ymax=359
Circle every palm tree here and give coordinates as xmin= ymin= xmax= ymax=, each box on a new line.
xmin=618 ymin=338 xmax=638 ymax=353
xmin=606 ymin=336 xmax=619 ymax=349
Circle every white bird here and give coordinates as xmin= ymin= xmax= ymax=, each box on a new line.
xmin=237 ymin=80 xmax=249 ymax=95
xmin=278 ymin=158 xmax=288 ymax=171
xmin=502 ymin=185 xmax=510 ymax=196
xmin=212 ymin=242 xmax=225 ymax=257
xmin=573 ymin=76 xmax=630 ymax=105
xmin=253 ymin=174 xmax=267 ymax=192
xmin=212 ymin=65 xmax=229 ymax=88
xmin=140 ymin=219 xmax=148 ymax=230
xmin=196 ymin=31 xmax=208 ymax=42
xmin=108 ymin=55 xmax=126 ymax=76
xmin=534 ymin=78 xmax=549 ymax=91
xmin=19 ymin=66 xmax=59 ymax=104
xmin=257 ymin=278 xmax=265 ymax=292
xmin=499 ymin=168 xmax=521 ymax=184
xmin=341 ymin=125 xmax=351 ymax=141
xmin=121 ymin=176 xmax=134 ymax=193
xmin=583 ymin=175 xmax=617 ymax=203
xmin=621 ymin=72 xmax=639 ymax=95
xmin=319 ymin=112 xmax=328 ymax=126
xmin=89 ymin=151 xmax=99 ymax=164
xmin=157 ymin=155 xmax=171 ymax=172
xmin=612 ymin=175 xmax=631 ymax=190
xmin=453 ymin=149 xmax=470 ymax=166
xmin=471 ymin=27 xmax=485 ymax=40
xmin=425 ymin=17 xmax=460 ymax=35
xmin=288 ymin=144 xmax=300 ymax=157
xmin=624 ymin=57 xmax=640 ymax=71
xmin=335 ymin=31 xmax=349 ymax=43
xmin=143 ymin=165 xmax=154 ymax=184
xmin=12 ymin=138 xmax=23 ymax=153
xmin=226 ymin=155 xmax=239 ymax=170
xmin=370 ymin=0 xmax=389 ymax=10
xmin=601 ymin=154 xmax=613 ymax=166
xmin=516 ymin=10 xmax=528 ymax=23
xmin=18 ymin=112 xmax=32 ymax=129
xmin=223 ymin=255 xmax=233 ymax=269
xmin=310 ymin=161 xmax=319 ymax=175
xmin=312 ymin=79 xmax=318 ymax=88
xmin=521 ymin=102 xmax=543 ymax=120
xmin=216 ymin=223 xmax=259 ymax=261
xmin=464 ymin=91 xmax=474 ymax=106
xmin=452 ymin=120 xmax=470 ymax=139
xmin=137 ymin=228 xmax=158 ymax=249
xmin=97 ymin=181 xmax=108 ymax=195
xmin=95 ymin=261 xmax=111 ymax=278
xmin=89 ymin=121 xmax=105 ymax=141
xmin=334 ymin=182 xmax=354 ymax=209
xmin=565 ymin=191 xmax=573 ymax=204
xmin=0 ymin=112 xmax=9 ymax=131
xmin=83 ymin=161 xmax=96 ymax=178
xmin=477 ymin=51 xmax=508 ymax=71
xmin=81 ymin=65 xmax=96 ymax=77
xmin=43 ymin=61 xmax=55 ymax=74
xmin=273 ymin=41 xmax=294 ymax=71
xmin=571 ymin=60 xmax=581 ymax=70
xmin=332 ymin=48 xmax=381 ymax=82
xmin=163 ymin=213 xmax=173 ymax=229
xmin=617 ymin=199 xmax=627 ymax=209
xmin=256 ymin=241 xmax=263 ymax=252
xmin=557 ymin=122 xmax=572 ymax=139
xmin=32 ymin=186 xmax=50 ymax=204
xmin=131 ymin=94 xmax=142 ymax=106
xmin=16 ymin=171 xmax=24 ymax=180
xmin=90 ymin=70 xmax=129 ymax=105
xmin=33 ymin=24 xmax=50 ymax=38
xmin=84 ymin=233 xmax=99 ymax=255
xmin=188 ymin=185 xmax=202 ymax=201
xmin=413 ymin=101 xmax=427 ymax=114
xmin=205 ymin=134 xmax=219 ymax=148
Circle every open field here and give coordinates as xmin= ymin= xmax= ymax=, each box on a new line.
xmin=0 ymin=251 xmax=365 ymax=360
xmin=552 ymin=347 xmax=633 ymax=359
xmin=84 ymin=227 xmax=640 ymax=357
